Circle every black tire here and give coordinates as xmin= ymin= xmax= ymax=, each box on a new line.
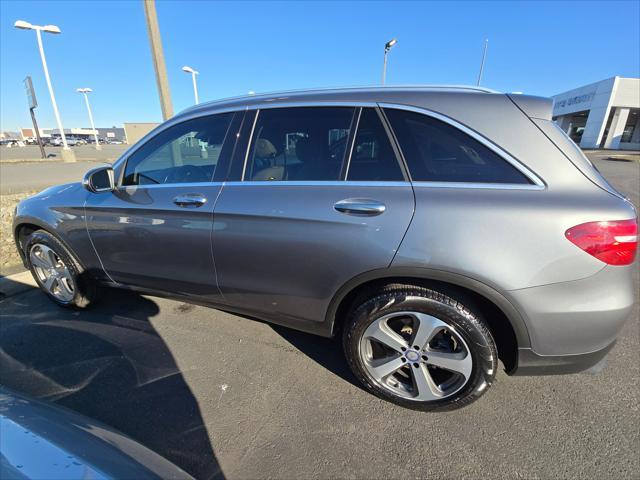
xmin=343 ymin=284 xmax=497 ymax=411
xmin=24 ymin=229 xmax=97 ymax=308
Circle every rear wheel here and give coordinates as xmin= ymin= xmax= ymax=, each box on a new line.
xmin=343 ymin=285 xmax=497 ymax=411
xmin=24 ymin=230 xmax=97 ymax=308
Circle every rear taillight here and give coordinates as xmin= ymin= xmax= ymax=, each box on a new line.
xmin=565 ymin=219 xmax=638 ymax=266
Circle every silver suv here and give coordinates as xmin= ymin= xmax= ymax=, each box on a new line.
xmin=13 ymin=86 xmax=637 ymax=410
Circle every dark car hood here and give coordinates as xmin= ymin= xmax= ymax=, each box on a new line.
xmin=31 ymin=182 xmax=84 ymax=199
xmin=0 ymin=387 xmax=193 ymax=480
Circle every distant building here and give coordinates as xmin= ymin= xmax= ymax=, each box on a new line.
xmin=123 ymin=122 xmax=160 ymax=145
xmin=552 ymin=77 xmax=639 ymax=150
xmin=20 ymin=128 xmax=35 ymax=139
xmin=0 ymin=131 xmax=19 ymax=140
xmin=23 ymin=127 xmax=127 ymax=143
xmin=95 ymin=127 xmax=126 ymax=142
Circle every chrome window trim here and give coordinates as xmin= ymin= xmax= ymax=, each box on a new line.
xmin=224 ymin=180 xmax=412 ymax=188
xmin=115 ymin=100 xmax=545 ymax=191
xmin=412 ymin=181 xmax=543 ymax=191
xmin=377 ymin=102 xmax=546 ymax=188
xmin=116 ymin=181 xmax=225 ymax=191
xmin=343 ymin=108 xmax=362 ymax=180
xmin=114 ymin=180 xmax=537 ymax=191
xmin=241 ymin=110 xmax=260 ymax=181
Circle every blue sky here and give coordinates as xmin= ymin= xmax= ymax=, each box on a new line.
xmin=1 ymin=0 xmax=639 ymax=131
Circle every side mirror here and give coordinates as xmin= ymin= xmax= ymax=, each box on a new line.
xmin=83 ymin=166 xmax=115 ymax=193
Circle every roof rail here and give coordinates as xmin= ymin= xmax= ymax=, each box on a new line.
xmin=180 ymin=84 xmax=500 ymax=114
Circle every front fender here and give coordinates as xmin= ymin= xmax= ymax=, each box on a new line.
xmin=13 ymin=183 xmax=102 ymax=274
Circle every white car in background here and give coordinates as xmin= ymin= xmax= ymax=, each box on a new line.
xmin=51 ymin=137 xmax=83 ymax=146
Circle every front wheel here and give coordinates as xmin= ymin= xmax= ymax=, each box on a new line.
xmin=24 ymin=230 xmax=97 ymax=308
xmin=343 ymin=285 xmax=497 ymax=411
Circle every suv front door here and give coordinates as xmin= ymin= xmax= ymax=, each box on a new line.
xmin=212 ymin=106 xmax=415 ymax=329
xmin=85 ymin=111 xmax=241 ymax=300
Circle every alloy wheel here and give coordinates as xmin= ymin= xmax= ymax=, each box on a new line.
xmin=29 ymin=243 xmax=75 ymax=303
xmin=358 ymin=311 xmax=473 ymax=401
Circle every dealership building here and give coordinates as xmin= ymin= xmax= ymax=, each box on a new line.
xmin=552 ymin=76 xmax=639 ymax=150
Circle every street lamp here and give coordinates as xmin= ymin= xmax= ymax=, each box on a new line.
xmin=77 ymin=88 xmax=101 ymax=150
xmin=181 ymin=65 xmax=199 ymax=104
xmin=14 ymin=20 xmax=75 ymax=162
xmin=382 ymin=38 xmax=397 ymax=85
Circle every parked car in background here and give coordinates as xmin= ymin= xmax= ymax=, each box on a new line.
xmin=107 ymin=138 xmax=124 ymax=144
xmin=51 ymin=136 xmax=83 ymax=146
xmin=0 ymin=387 xmax=193 ymax=479
xmin=12 ymin=86 xmax=637 ymax=411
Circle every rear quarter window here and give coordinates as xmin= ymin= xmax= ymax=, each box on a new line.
xmin=384 ymin=108 xmax=532 ymax=184
xmin=533 ymin=118 xmax=621 ymax=197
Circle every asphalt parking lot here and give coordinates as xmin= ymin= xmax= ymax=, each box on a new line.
xmin=0 ymin=145 xmax=128 ymax=195
xmin=0 ymin=144 xmax=128 ymax=163
xmin=0 ymin=156 xmax=638 ymax=480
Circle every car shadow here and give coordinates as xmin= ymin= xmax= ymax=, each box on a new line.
xmin=269 ymin=324 xmax=362 ymax=390
xmin=0 ymin=278 xmax=224 ymax=480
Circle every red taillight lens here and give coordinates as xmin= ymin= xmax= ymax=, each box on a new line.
xmin=565 ymin=219 xmax=638 ymax=266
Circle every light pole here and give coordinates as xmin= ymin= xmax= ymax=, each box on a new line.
xmin=14 ymin=20 xmax=75 ymax=162
xmin=77 ymin=88 xmax=101 ymax=150
xmin=182 ymin=66 xmax=200 ymax=104
xmin=382 ymin=38 xmax=397 ymax=85
xmin=144 ymin=0 xmax=173 ymax=120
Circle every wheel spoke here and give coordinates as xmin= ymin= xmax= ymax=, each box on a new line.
xmin=56 ymin=265 xmax=70 ymax=277
xmin=426 ymin=350 xmax=472 ymax=378
xmin=368 ymin=355 xmax=405 ymax=380
xmin=57 ymin=277 xmax=74 ymax=298
xmin=411 ymin=313 xmax=446 ymax=350
xmin=363 ymin=318 xmax=408 ymax=353
xmin=412 ymin=364 xmax=442 ymax=401
xmin=43 ymin=276 xmax=56 ymax=293
xmin=46 ymin=248 xmax=58 ymax=268
xmin=30 ymin=253 xmax=51 ymax=269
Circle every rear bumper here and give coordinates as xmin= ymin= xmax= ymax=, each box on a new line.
xmin=510 ymin=341 xmax=616 ymax=376
xmin=508 ymin=265 xmax=635 ymax=357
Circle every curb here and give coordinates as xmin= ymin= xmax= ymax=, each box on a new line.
xmin=0 ymin=270 xmax=37 ymax=300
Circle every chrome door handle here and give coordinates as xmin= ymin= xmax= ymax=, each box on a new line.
xmin=173 ymin=193 xmax=207 ymax=208
xmin=334 ymin=198 xmax=386 ymax=216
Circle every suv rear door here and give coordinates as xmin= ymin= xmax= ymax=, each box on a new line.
xmin=212 ymin=106 xmax=415 ymax=328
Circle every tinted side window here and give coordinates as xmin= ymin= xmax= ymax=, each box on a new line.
xmin=347 ymin=108 xmax=404 ymax=181
xmin=245 ymin=107 xmax=355 ymax=181
xmin=123 ymin=113 xmax=233 ymax=186
xmin=384 ymin=109 xmax=532 ymax=184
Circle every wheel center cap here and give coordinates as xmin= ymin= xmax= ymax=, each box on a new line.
xmin=405 ymin=350 xmax=420 ymax=362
